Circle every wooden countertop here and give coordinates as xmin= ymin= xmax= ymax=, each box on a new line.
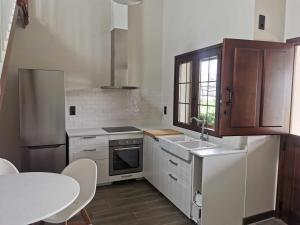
xmin=143 ymin=129 xmax=183 ymax=138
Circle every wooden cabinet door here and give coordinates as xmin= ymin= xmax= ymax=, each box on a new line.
xmin=260 ymin=47 xmax=294 ymax=132
xmin=220 ymin=39 xmax=294 ymax=136
xmin=277 ymin=135 xmax=300 ymax=225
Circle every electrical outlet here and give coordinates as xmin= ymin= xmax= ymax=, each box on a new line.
xmin=259 ymin=15 xmax=266 ymax=30
xmin=69 ymin=106 xmax=76 ymax=116
xmin=164 ymin=106 xmax=167 ymax=115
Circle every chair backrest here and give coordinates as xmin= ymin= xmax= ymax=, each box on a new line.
xmin=0 ymin=158 xmax=19 ymax=176
xmin=62 ymin=159 xmax=97 ymax=206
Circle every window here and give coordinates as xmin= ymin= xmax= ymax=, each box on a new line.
xmin=178 ymin=61 xmax=192 ymax=124
xmin=174 ymin=45 xmax=221 ymax=135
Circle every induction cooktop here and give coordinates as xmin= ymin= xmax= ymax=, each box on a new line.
xmin=102 ymin=126 xmax=141 ymax=133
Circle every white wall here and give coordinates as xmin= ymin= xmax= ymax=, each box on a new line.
xmin=0 ymin=0 xmax=163 ymax=165
xmin=254 ymin=0 xmax=286 ymax=42
xmin=161 ymin=0 xmax=256 ymax=127
xmin=245 ymin=136 xmax=280 ymax=217
xmin=285 ymin=0 xmax=300 ymax=39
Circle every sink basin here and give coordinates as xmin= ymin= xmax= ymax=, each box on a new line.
xmin=161 ymin=135 xmax=195 ymax=142
xmin=159 ymin=135 xmax=217 ymax=161
xmin=177 ymin=140 xmax=216 ymax=150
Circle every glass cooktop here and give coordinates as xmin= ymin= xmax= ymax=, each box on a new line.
xmin=102 ymin=126 xmax=141 ymax=133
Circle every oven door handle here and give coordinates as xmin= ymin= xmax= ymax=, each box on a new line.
xmin=114 ymin=147 xmax=140 ymax=151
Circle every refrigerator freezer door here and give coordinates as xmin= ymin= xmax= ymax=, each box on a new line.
xmin=22 ymin=145 xmax=67 ymax=173
xmin=19 ymin=69 xmax=66 ymax=146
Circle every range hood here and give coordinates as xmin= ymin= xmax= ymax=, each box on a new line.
xmin=101 ymin=1 xmax=139 ymax=90
xmin=101 ymin=28 xmax=138 ymax=90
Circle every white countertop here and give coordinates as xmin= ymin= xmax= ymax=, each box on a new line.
xmin=191 ymin=147 xmax=247 ymax=157
xmin=67 ymin=127 xmax=143 ymax=137
xmin=67 ymin=128 xmax=108 ymax=137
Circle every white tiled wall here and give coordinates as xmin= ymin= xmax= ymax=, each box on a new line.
xmin=65 ymin=88 xmax=162 ymax=129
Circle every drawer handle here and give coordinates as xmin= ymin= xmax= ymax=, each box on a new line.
xmin=169 ymin=159 xmax=178 ymax=166
xmin=121 ymin=174 xmax=133 ymax=178
xmin=83 ymin=149 xmax=97 ymax=152
xmin=82 ymin=136 xmax=97 ymax=139
xmin=169 ymin=174 xmax=178 ymax=182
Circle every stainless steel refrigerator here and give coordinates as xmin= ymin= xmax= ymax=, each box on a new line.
xmin=19 ymin=69 xmax=66 ymax=173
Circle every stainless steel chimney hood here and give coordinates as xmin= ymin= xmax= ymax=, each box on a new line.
xmin=101 ymin=28 xmax=138 ymax=90
xmin=101 ymin=1 xmax=140 ymax=90
xmin=113 ymin=0 xmax=142 ymax=6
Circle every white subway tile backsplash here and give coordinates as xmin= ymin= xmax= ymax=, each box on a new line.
xmin=65 ymin=88 xmax=162 ymax=129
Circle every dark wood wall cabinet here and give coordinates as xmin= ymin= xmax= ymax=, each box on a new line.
xmin=174 ymin=39 xmax=295 ymax=137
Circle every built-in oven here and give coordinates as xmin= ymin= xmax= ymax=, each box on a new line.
xmin=109 ymin=138 xmax=143 ymax=176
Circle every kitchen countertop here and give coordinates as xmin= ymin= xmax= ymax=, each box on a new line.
xmin=191 ymin=147 xmax=247 ymax=157
xmin=66 ymin=127 xmax=143 ymax=137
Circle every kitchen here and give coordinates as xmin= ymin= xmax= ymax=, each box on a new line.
xmin=0 ymin=0 xmax=300 ymax=225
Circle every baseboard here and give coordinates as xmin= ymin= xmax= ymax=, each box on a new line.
xmin=243 ymin=210 xmax=275 ymax=225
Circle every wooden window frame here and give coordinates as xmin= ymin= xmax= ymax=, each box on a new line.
xmin=173 ymin=44 xmax=222 ymax=136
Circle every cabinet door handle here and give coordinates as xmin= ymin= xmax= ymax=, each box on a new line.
xmin=82 ymin=149 xmax=97 ymax=152
xmin=169 ymin=174 xmax=178 ymax=182
xmin=82 ymin=136 xmax=97 ymax=139
xmin=226 ymin=86 xmax=233 ymax=105
xmin=169 ymin=159 xmax=178 ymax=166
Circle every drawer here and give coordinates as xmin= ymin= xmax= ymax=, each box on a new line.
xmin=160 ymin=148 xmax=192 ymax=183
xmin=70 ymin=146 xmax=109 ymax=161
xmin=69 ymin=135 xmax=108 ymax=147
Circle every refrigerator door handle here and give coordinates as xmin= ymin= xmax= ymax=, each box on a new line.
xmin=26 ymin=144 xmax=65 ymax=150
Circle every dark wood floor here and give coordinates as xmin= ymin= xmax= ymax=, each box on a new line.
xmin=86 ymin=180 xmax=194 ymax=225
xmin=43 ymin=179 xmax=286 ymax=225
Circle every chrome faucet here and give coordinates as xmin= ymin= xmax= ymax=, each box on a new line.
xmin=190 ymin=117 xmax=208 ymax=141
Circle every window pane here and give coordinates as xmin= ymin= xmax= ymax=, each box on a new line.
xmin=185 ymin=104 xmax=191 ymax=124
xmin=178 ymin=104 xmax=185 ymax=123
xmin=179 ymin=83 xmax=191 ymax=103
xmin=198 ymin=56 xmax=218 ymax=130
xmin=207 ymin=106 xmax=216 ymax=126
xmin=209 ymin=58 xmax=218 ymax=81
xmin=208 ymin=82 xmax=216 ymax=106
xmin=178 ymin=103 xmax=191 ymax=124
xmin=200 ymin=60 xmax=209 ymax=82
xmin=179 ymin=62 xmax=192 ymax=83
xmin=199 ymin=105 xmax=207 ymax=121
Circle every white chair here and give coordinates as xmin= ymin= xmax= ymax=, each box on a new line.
xmin=43 ymin=159 xmax=97 ymax=225
xmin=0 ymin=158 xmax=19 ymax=175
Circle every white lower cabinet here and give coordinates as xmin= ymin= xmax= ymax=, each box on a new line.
xmin=143 ymin=136 xmax=160 ymax=189
xmin=94 ymin=159 xmax=109 ymax=184
xmin=69 ymin=136 xmax=109 ymax=185
xmin=144 ymin=135 xmax=192 ymax=218
xmin=159 ymin=148 xmax=192 ymax=217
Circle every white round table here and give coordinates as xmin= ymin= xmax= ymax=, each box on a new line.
xmin=0 ymin=172 xmax=80 ymax=225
